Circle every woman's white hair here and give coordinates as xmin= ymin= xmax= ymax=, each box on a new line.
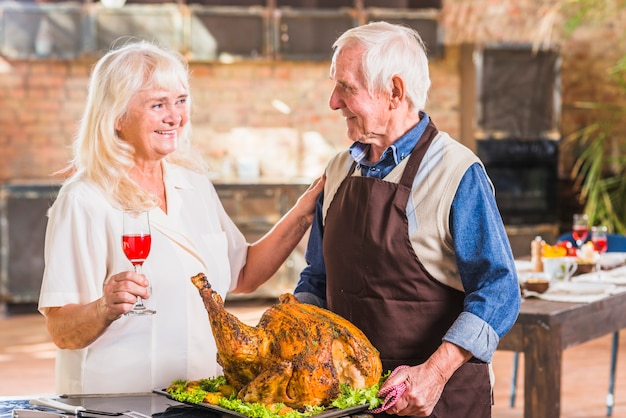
xmin=59 ymin=40 xmax=205 ymax=210
xmin=330 ymin=21 xmax=431 ymax=112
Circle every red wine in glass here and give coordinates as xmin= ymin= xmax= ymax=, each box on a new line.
xmin=572 ymin=225 xmax=589 ymax=244
xmin=572 ymin=214 xmax=589 ymax=248
xmin=593 ymin=237 xmax=608 ymax=253
xmin=122 ymin=234 xmax=152 ymax=266
xmin=122 ymin=210 xmax=156 ymax=315
xmin=591 ymin=225 xmax=608 ymax=278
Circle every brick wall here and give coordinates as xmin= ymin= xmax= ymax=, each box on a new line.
xmin=1 ymin=0 xmax=624 ymax=183
xmin=0 ymin=60 xmax=89 ymax=181
xmin=0 ymin=51 xmax=462 ymax=182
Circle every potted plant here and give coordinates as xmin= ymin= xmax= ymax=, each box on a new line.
xmin=558 ymin=1 xmax=626 ymax=234
xmin=566 ymin=99 xmax=626 ymax=234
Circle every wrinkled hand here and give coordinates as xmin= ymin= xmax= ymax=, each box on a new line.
xmin=380 ymin=363 xmax=447 ymax=417
xmin=296 ymin=175 xmax=325 ymax=221
xmin=101 ymin=271 xmax=150 ymax=319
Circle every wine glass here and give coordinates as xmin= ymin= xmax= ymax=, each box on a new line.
xmin=122 ymin=210 xmax=156 ymax=315
xmin=591 ymin=225 xmax=608 ymax=278
xmin=572 ymin=213 xmax=589 ymax=249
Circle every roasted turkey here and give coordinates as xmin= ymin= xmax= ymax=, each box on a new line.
xmin=191 ymin=272 xmax=382 ymax=408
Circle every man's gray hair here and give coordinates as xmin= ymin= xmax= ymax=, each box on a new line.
xmin=331 ymin=21 xmax=431 ymax=112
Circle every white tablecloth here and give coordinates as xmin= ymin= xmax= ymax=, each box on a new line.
xmin=518 ymin=255 xmax=626 ymax=303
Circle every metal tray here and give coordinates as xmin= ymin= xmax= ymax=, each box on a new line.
xmin=153 ymin=389 xmax=369 ymax=418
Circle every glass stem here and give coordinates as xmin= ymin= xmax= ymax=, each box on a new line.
xmin=134 ymin=264 xmax=146 ymax=309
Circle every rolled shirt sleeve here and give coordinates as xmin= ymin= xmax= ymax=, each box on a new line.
xmin=444 ymin=163 xmax=521 ymax=362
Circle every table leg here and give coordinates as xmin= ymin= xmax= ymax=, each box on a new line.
xmin=523 ymin=322 xmax=562 ymax=418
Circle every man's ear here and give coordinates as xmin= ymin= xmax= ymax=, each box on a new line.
xmin=390 ymin=75 xmax=405 ymax=109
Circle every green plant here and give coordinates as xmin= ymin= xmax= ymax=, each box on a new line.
xmin=566 ymin=109 xmax=626 ymax=233
xmin=558 ymin=0 xmax=626 ymax=234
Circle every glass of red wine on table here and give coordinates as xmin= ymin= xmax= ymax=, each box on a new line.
xmin=591 ymin=225 xmax=608 ymax=279
xmin=122 ymin=210 xmax=156 ymax=315
xmin=572 ymin=213 xmax=589 ymax=249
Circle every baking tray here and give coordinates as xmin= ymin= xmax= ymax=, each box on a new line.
xmin=153 ymin=389 xmax=369 ymax=418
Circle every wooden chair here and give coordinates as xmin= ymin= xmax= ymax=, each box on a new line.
xmin=510 ymin=232 xmax=626 ymax=416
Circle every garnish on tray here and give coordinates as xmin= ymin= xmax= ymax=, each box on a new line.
xmin=165 ymin=374 xmax=386 ymax=418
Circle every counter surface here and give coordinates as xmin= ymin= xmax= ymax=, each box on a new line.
xmin=0 ymin=393 xmax=206 ymax=418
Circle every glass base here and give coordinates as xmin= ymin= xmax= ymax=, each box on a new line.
xmin=125 ymin=307 xmax=156 ymax=316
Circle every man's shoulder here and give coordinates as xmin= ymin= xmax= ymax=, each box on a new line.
xmin=325 ymin=150 xmax=353 ymax=176
xmin=436 ymin=132 xmax=475 ymax=153
xmin=434 ymin=132 xmax=481 ymax=165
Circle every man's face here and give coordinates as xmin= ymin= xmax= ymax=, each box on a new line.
xmin=329 ymin=45 xmax=393 ymax=146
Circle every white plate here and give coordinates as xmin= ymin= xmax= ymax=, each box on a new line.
xmin=550 ymin=282 xmax=616 ymax=295
xmin=574 ymin=265 xmax=626 ymax=285
xmin=600 ymin=253 xmax=626 ymax=269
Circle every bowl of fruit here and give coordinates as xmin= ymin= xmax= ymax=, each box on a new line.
xmin=519 ymin=272 xmax=551 ymax=294
xmin=576 ymin=242 xmax=600 ymax=274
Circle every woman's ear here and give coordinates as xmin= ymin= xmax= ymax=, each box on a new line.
xmin=114 ymin=113 xmax=125 ymax=134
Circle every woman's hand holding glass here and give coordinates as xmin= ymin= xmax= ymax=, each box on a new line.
xmin=121 ymin=210 xmax=156 ymax=315
xmin=101 ymin=270 xmax=152 ymax=320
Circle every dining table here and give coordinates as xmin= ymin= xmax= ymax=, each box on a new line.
xmin=500 ymin=259 xmax=626 ymax=418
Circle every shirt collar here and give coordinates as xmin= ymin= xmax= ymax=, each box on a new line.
xmin=162 ymin=160 xmax=194 ymax=190
xmin=349 ymin=112 xmax=430 ymax=175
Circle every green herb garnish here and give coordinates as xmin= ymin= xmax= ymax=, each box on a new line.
xmin=331 ymin=371 xmax=390 ymax=410
xmin=166 ymin=379 xmax=208 ymax=404
xmin=166 ymin=374 xmax=388 ymax=418
xmin=198 ymin=375 xmax=228 ymax=392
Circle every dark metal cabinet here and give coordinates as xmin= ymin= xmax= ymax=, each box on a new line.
xmin=0 ymin=183 xmax=60 ymax=312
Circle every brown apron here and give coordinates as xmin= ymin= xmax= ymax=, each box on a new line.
xmin=323 ymin=122 xmax=491 ymax=417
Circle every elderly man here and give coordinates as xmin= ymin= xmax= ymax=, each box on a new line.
xmin=295 ymin=22 xmax=520 ymax=418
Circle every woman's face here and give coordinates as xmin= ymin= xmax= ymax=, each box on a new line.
xmin=116 ymin=86 xmax=189 ymax=162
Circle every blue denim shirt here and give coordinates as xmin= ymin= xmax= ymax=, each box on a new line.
xmin=294 ymin=114 xmax=521 ymax=363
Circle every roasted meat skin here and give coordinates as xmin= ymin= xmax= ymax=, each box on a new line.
xmin=191 ymin=272 xmax=382 ymax=408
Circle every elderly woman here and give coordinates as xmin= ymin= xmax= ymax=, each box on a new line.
xmin=38 ymin=40 xmax=323 ymax=394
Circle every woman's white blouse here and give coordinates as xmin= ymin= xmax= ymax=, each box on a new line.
xmin=38 ymin=162 xmax=248 ymax=394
